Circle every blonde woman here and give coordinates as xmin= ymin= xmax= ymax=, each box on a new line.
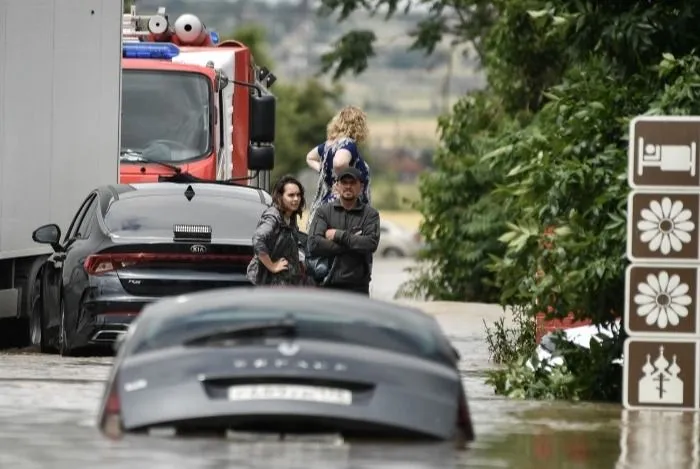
xmin=305 ymin=105 xmax=372 ymax=230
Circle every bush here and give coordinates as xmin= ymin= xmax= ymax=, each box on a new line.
xmin=396 ymin=92 xmax=521 ymax=303
xmin=401 ymin=1 xmax=700 ymax=401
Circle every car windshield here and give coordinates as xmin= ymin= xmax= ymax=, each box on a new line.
xmin=104 ymin=195 xmax=264 ymax=239
xmin=121 ymin=70 xmax=211 ymax=162
xmin=130 ymin=307 xmax=448 ymax=363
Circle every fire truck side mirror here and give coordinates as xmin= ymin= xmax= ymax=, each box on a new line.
xmin=248 ymin=144 xmax=275 ymax=171
xmin=250 ymin=94 xmax=276 ymax=143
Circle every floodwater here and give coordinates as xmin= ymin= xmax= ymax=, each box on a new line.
xmin=0 ymin=259 xmax=696 ymax=468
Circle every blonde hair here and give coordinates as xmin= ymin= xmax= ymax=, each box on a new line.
xmin=326 ymin=105 xmax=368 ymax=143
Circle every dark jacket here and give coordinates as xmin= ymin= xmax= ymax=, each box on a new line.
xmin=308 ymin=199 xmax=380 ymax=288
xmin=250 ymin=206 xmax=303 ymax=285
xmin=252 ymin=206 xmax=284 ymax=256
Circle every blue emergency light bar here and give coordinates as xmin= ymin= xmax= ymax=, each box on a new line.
xmin=210 ymin=31 xmax=219 ymax=45
xmin=122 ymin=42 xmax=180 ymax=59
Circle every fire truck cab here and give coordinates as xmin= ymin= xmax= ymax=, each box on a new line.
xmin=120 ymin=6 xmax=276 ymax=191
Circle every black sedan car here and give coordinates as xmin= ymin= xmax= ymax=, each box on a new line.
xmin=97 ymin=288 xmax=474 ymax=443
xmin=30 ymin=181 xmax=271 ymax=356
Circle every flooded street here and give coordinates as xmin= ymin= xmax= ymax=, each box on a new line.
xmin=0 ymin=259 xmax=696 ymax=468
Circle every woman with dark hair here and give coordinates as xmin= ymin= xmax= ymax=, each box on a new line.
xmin=246 ymin=175 xmax=307 ymax=286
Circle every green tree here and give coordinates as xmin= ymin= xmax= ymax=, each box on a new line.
xmin=222 ymin=24 xmax=341 ymax=180
xmin=320 ymin=0 xmax=700 ymax=400
xmin=272 ymin=80 xmax=342 ymax=179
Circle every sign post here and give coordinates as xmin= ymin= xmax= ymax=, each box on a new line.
xmin=624 ymin=116 xmax=700 ymax=410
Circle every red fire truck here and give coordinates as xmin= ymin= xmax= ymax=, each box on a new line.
xmin=120 ymin=5 xmax=276 ymax=190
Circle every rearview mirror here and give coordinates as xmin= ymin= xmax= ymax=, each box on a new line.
xmin=32 ymin=224 xmax=62 ymax=251
xmin=249 ymin=93 xmax=275 ymax=143
xmin=248 ymin=144 xmax=275 ymax=171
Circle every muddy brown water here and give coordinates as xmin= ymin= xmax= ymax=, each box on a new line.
xmin=0 ymin=260 xmax=695 ymax=468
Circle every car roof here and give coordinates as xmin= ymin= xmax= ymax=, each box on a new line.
xmin=137 ymin=287 xmax=434 ymax=326
xmin=98 ymin=182 xmax=270 ymax=206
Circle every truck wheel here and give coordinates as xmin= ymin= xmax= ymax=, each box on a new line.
xmin=9 ymin=255 xmax=49 ymax=349
xmin=28 ymin=276 xmax=54 ymax=353
xmin=28 ymin=277 xmax=45 ymax=351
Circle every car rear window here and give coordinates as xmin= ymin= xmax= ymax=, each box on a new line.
xmin=130 ymin=307 xmax=452 ymax=364
xmin=104 ymin=195 xmax=264 ymax=239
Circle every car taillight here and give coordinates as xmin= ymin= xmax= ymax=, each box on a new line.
xmin=83 ymin=253 xmax=253 ymax=275
xmin=100 ymin=377 xmax=124 ymax=439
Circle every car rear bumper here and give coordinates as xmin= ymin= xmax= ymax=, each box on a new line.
xmin=74 ymin=295 xmax=160 ymax=348
xmin=137 ymin=412 xmax=445 ymax=440
xmin=85 ymin=311 xmax=139 ymax=344
xmin=119 ymin=381 xmax=459 ymax=441
xmin=72 ymin=271 xmax=254 ymax=349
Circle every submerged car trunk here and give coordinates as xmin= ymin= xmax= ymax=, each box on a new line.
xmin=116 ymin=340 xmax=462 ymax=440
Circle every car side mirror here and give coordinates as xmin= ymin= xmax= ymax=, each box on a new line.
xmin=249 ymin=93 xmax=275 ymax=143
xmin=32 ymin=224 xmax=63 ymax=252
xmin=248 ymin=144 xmax=275 ymax=171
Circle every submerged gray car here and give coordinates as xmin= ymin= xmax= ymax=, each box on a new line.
xmin=97 ymin=288 xmax=475 ymax=443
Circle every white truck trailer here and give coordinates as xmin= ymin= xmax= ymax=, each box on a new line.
xmin=0 ymin=0 xmax=123 ymax=347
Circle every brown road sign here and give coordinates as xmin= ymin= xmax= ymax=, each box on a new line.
xmin=628 ymin=116 xmax=700 ymax=189
xmin=627 ymin=191 xmax=699 ymax=262
xmin=623 ymin=338 xmax=698 ymax=410
xmin=625 ymin=265 xmax=698 ymax=337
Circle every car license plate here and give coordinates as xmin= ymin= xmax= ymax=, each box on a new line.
xmin=227 ymin=384 xmax=352 ymax=405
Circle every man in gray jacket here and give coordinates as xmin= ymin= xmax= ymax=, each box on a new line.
xmin=308 ymin=167 xmax=380 ymax=295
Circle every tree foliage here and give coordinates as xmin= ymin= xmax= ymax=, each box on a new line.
xmin=317 ymin=0 xmax=496 ymax=79
xmin=327 ymin=0 xmax=700 ymax=398
xmin=384 ymin=1 xmax=700 ymax=310
xmin=272 ymin=80 xmax=343 ymax=179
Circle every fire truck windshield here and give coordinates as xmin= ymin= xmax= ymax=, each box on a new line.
xmin=121 ymin=70 xmax=211 ymax=162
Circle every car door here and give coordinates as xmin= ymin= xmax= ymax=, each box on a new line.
xmin=61 ymin=193 xmax=102 ymax=328
xmin=42 ymin=192 xmax=98 ymax=333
